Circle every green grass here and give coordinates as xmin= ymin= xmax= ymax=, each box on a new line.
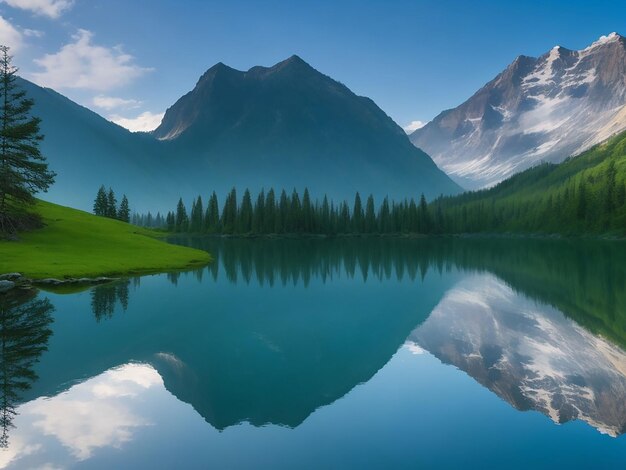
xmin=0 ymin=200 xmax=211 ymax=279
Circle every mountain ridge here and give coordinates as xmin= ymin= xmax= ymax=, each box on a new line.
xmin=21 ymin=55 xmax=461 ymax=211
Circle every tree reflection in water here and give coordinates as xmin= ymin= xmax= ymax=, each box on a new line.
xmin=0 ymin=290 xmax=54 ymax=448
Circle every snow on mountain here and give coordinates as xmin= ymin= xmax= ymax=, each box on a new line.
xmin=411 ymin=32 xmax=626 ymax=188
xmin=409 ymin=274 xmax=626 ymax=437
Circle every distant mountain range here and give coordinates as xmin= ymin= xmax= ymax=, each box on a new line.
xmin=411 ymin=32 xmax=626 ymax=188
xmin=25 ymin=55 xmax=460 ymax=212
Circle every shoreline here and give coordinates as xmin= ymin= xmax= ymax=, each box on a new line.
xmin=165 ymin=231 xmax=626 ymax=242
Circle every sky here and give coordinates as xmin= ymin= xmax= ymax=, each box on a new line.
xmin=0 ymin=0 xmax=624 ymax=132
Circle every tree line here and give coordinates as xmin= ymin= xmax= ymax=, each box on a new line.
xmin=138 ymin=188 xmax=439 ymax=235
xmin=433 ymin=156 xmax=626 ymax=235
xmin=93 ymin=185 xmax=130 ymax=222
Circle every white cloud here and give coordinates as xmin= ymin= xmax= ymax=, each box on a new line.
xmin=0 ymin=15 xmax=22 ymax=51
xmin=28 ymin=363 xmax=160 ymax=460
xmin=111 ymin=111 xmax=164 ymax=132
xmin=403 ymin=120 xmax=427 ymax=133
xmin=31 ymin=29 xmax=152 ymax=91
xmin=0 ymin=363 xmax=174 ymax=468
xmin=2 ymin=0 xmax=73 ymax=19
xmin=23 ymin=28 xmax=44 ymax=37
xmin=93 ymin=95 xmax=141 ymax=110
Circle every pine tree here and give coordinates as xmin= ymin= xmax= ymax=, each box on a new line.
xmin=418 ymin=194 xmax=431 ymax=233
xmin=93 ymin=185 xmax=107 ymax=216
xmin=321 ymin=195 xmax=330 ymax=233
xmin=364 ymin=195 xmax=376 ymax=233
xmin=238 ymin=189 xmax=253 ymax=233
xmin=338 ymin=201 xmax=350 ymax=233
xmin=302 ymin=188 xmax=313 ymax=233
xmin=166 ymin=211 xmax=175 ymax=231
xmin=352 ymin=192 xmax=364 ymax=233
xmin=175 ymin=198 xmax=188 ymax=232
xmin=106 ymin=188 xmax=117 ymax=219
xmin=0 ymin=46 xmax=55 ymax=232
xmin=221 ymin=188 xmax=237 ymax=234
xmin=252 ymin=189 xmax=265 ymax=233
xmin=118 ymin=195 xmax=130 ymax=222
xmin=277 ymin=189 xmax=289 ymax=233
xmin=289 ymin=188 xmax=302 ymax=232
xmin=408 ymin=198 xmax=418 ymax=232
xmin=264 ymin=189 xmax=276 ymax=233
xmin=190 ymin=195 xmax=204 ymax=232
xmin=379 ymin=197 xmax=391 ymax=233
xmin=206 ymin=191 xmax=220 ymax=233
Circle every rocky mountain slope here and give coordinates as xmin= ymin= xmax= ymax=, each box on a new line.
xmin=411 ymin=32 xmax=626 ymax=188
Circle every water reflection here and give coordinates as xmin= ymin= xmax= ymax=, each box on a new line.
xmin=91 ymin=280 xmax=132 ymax=321
xmin=0 ymin=363 xmax=164 ymax=468
xmin=2 ymin=237 xmax=626 ymax=467
xmin=410 ymin=274 xmax=626 ymax=436
xmin=0 ymin=291 xmax=54 ymax=448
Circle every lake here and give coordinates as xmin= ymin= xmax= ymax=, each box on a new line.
xmin=2 ymin=237 xmax=626 ymax=469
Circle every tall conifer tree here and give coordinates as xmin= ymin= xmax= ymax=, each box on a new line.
xmin=0 ymin=46 xmax=54 ymax=232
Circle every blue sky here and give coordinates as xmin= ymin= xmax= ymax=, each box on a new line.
xmin=0 ymin=0 xmax=624 ymax=132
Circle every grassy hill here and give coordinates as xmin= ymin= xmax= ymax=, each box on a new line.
xmin=0 ymin=200 xmax=211 ymax=279
xmin=434 ymin=129 xmax=626 ymax=235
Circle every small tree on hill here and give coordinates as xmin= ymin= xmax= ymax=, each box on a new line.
xmin=118 ymin=195 xmax=130 ymax=222
xmin=106 ymin=188 xmax=117 ymax=219
xmin=0 ymin=46 xmax=55 ymax=233
xmin=93 ymin=185 xmax=107 ymax=216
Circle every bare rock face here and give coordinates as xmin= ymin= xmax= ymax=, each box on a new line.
xmin=411 ymin=33 xmax=626 ymax=189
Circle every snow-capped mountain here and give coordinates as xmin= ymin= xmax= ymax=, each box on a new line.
xmin=409 ymin=274 xmax=626 ymax=437
xmin=411 ymin=32 xmax=626 ymax=188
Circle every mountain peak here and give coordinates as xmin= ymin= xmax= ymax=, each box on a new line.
xmin=585 ymin=32 xmax=624 ymax=51
xmin=270 ymin=54 xmax=314 ymax=72
xmin=197 ymin=61 xmax=240 ymax=84
xmin=284 ymin=54 xmax=307 ymax=64
xmin=208 ymin=61 xmax=235 ymax=72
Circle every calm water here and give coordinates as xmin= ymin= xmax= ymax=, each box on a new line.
xmin=2 ymin=237 xmax=626 ymax=469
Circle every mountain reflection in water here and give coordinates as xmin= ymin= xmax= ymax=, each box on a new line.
xmin=1 ymin=237 xmax=626 ymax=468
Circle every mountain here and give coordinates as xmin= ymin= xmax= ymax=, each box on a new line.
xmin=411 ymin=32 xmax=626 ymax=189
xmin=151 ymin=55 xmax=461 ymax=201
xmin=18 ymin=78 xmax=184 ymax=211
xmin=23 ymin=55 xmax=460 ymax=212
xmin=410 ymin=274 xmax=626 ymax=437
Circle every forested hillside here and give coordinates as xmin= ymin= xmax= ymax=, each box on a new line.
xmin=434 ymin=129 xmax=626 ymax=235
